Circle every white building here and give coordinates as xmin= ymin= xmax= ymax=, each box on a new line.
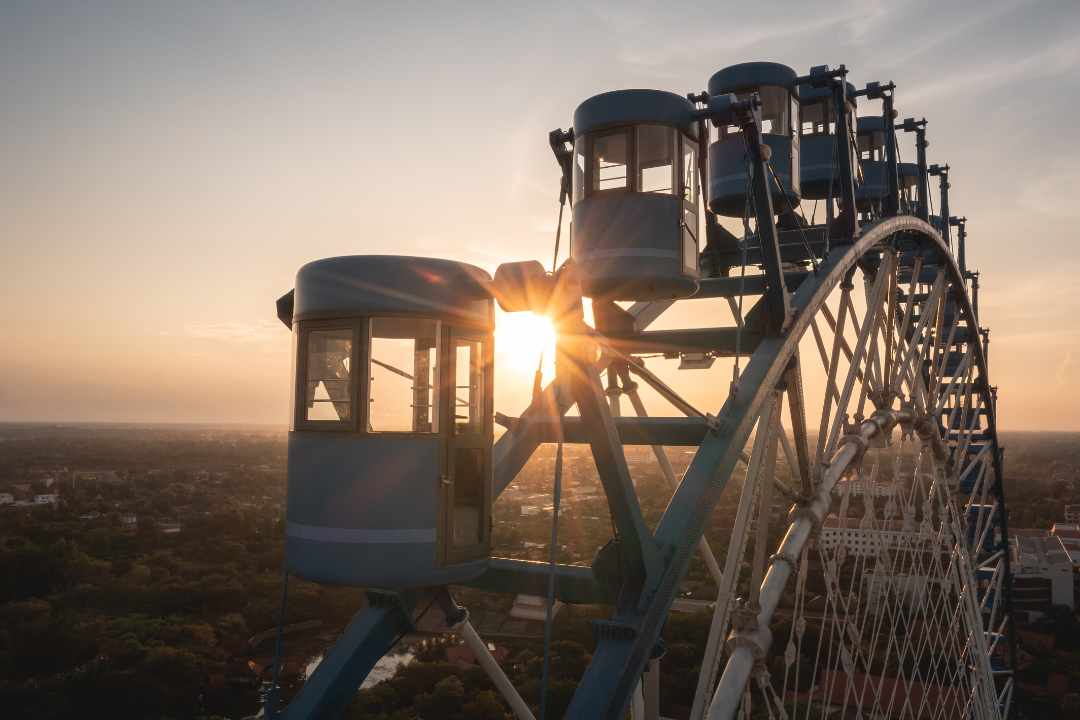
xmin=509 ymin=594 xmax=562 ymax=622
xmin=0 ymin=493 xmax=13 ymax=505
xmin=1011 ymin=534 xmax=1075 ymax=614
xmin=864 ymin=571 xmax=943 ymax=609
xmin=33 ymin=494 xmax=59 ymax=505
xmin=819 ymin=515 xmax=929 ymax=558
xmin=835 ymin=478 xmax=898 ymax=499
xmin=1050 ymin=523 xmax=1080 ymax=567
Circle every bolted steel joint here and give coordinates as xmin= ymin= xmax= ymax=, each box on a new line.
xmin=705 ymin=413 xmax=726 ymax=435
xmin=838 ymin=431 xmax=870 ymax=467
xmin=788 ymin=502 xmax=824 ymax=532
xmin=726 ymin=624 xmax=773 ymax=662
xmin=769 ymin=550 xmax=799 ymax=574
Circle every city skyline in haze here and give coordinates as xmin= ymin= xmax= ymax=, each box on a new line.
xmin=2 ymin=1 xmax=1079 ymax=430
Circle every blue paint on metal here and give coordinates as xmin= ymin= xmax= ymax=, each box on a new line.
xmin=707 ymin=61 xmax=798 ymax=96
xmin=708 ymin=134 xmax=799 ymax=217
xmin=706 ymin=62 xmax=801 ymax=218
xmin=276 ymin=592 xmax=415 ymax=720
xmin=573 ymin=89 xmax=697 ymax=136
xmin=293 ymin=255 xmax=493 ymax=327
xmin=569 ymin=90 xmax=701 ymax=301
xmin=284 ymin=432 xmax=490 ymax=587
xmin=572 ymin=192 xmax=699 ymax=300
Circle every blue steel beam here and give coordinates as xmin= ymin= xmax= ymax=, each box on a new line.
xmin=602 ymin=327 xmax=761 ymax=356
xmin=276 ymin=591 xmax=415 ymax=720
xmin=690 ymin=271 xmax=811 ymax=299
xmin=492 ymin=383 xmax=567 ymax=498
xmin=497 ymin=415 xmax=710 ymax=446
xmin=464 ymin=558 xmax=616 ymax=604
xmin=562 ymin=326 xmax=662 ymax=595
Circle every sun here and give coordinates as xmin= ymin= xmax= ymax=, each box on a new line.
xmin=494 ymin=309 xmax=557 ymax=376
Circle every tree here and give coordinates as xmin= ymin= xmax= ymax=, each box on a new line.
xmin=462 ymin=690 xmax=509 ymax=720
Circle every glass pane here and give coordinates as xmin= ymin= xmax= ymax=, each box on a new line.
xmin=592 ymin=130 xmax=628 ymax=191
xmin=759 ymin=86 xmax=791 ymax=136
xmin=369 ymin=318 xmax=439 ymax=432
xmin=453 ymin=337 xmax=484 ymax=434
xmin=304 ymin=328 xmax=353 ymax=422
xmin=453 ymin=448 xmax=485 ymax=546
xmin=681 ymin=134 xmax=698 ymax=206
xmin=683 ymin=207 xmax=698 ymax=273
xmin=574 ymin=137 xmax=585 ymax=203
xmin=802 ymin=100 xmax=825 ymax=129
xmin=637 ymin=125 xmax=674 ymax=194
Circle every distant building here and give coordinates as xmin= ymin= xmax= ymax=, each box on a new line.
xmin=509 ymin=594 xmax=562 ymax=622
xmin=819 ymin=515 xmax=928 ymax=558
xmin=72 ymin=470 xmax=122 ymax=486
xmin=835 ymin=477 xmax=898 ymax=498
xmin=33 ymin=494 xmax=58 ymax=505
xmin=863 ymin=571 xmax=944 ymax=609
xmin=446 ymin=641 xmax=508 ymax=668
xmin=1011 ymin=534 xmax=1075 ymax=617
xmin=787 ymin=670 xmax=964 ymax=713
xmin=157 ymin=521 xmax=182 ymax=534
xmin=1066 ymin=505 xmax=1080 ymax=523
xmin=1050 ymin=523 xmax=1080 ymax=566
xmin=0 ymin=493 xmax=13 ymax=505
xmin=120 ymin=513 xmax=138 ymax=528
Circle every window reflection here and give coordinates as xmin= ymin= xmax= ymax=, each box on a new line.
xmin=453 ymin=337 xmax=484 ymax=434
xmin=304 ymin=328 xmax=353 ymax=422
xmin=591 ymin=130 xmax=629 ymax=191
xmin=637 ymin=125 xmax=674 ymax=194
xmin=368 ymin=318 xmax=439 ymax=433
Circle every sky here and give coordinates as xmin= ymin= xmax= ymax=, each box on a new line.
xmin=1 ymin=0 xmax=1078 ymax=430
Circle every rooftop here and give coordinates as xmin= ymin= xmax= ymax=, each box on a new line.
xmin=1013 ymin=534 xmax=1072 ymax=572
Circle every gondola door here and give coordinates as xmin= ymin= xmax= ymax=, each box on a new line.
xmin=442 ymin=327 xmax=491 ymax=565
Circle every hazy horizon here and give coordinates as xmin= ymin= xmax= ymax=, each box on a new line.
xmin=3 ymin=1 xmax=1079 ymax=431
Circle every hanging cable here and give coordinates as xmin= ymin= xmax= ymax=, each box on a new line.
xmin=538 ymin=169 xmax=571 ymax=719
xmin=766 ymin=160 xmax=819 ymax=273
xmin=824 ymin=118 xmax=839 ymax=256
xmin=266 ymin=571 xmax=290 ymax=718
xmin=539 ymin=434 xmax=564 ymax=720
xmin=533 ymin=175 xmax=571 ymax=401
xmin=551 ymin=191 xmax=568 ymax=273
xmin=731 ymin=145 xmax=753 ymax=392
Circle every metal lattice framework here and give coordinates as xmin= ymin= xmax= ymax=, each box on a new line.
xmin=268 ymin=65 xmax=1013 ymax=720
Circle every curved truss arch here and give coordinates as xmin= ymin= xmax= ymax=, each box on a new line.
xmin=268 ymin=72 xmax=1013 ymax=720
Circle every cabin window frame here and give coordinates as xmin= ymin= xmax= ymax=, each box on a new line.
xmin=366 ymin=315 xmax=442 ymax=435
xmin=587 ymin=127 xmax=632 ymax=194
xmin=294 ymin=319 xmax=361 ymax=432
xmin=579 ymin=123 xmax=702 ymax=203
xmin=679 ymin=132 xmax=700 ymax=273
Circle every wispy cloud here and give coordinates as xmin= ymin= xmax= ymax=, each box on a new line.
xmin=168 ymin=320 xmax=281 ymax=344
xmin=905 ymin=35 xmax=1080 ymax=103
xmin=1057 ymin=349 xmax=1075 ymax=386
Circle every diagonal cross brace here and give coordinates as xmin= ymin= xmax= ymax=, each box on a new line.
xmin=275 ymin=591 xmax=415 ymax=720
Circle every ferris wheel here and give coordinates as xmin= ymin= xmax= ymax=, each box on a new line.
xmin=268 ymin=61 xmax=1013 ymax=719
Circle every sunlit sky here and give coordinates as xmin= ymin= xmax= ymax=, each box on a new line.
xmin=2 ymin=1 xmax=1078 ymax=430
